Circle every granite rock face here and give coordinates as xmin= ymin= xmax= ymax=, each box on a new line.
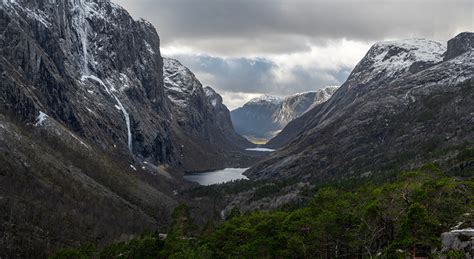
xmin=248 ymin=33 xmax=474 ymax=181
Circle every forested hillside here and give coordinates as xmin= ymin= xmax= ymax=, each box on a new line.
xmin=52 ymin=157 xmax=474 ymax=258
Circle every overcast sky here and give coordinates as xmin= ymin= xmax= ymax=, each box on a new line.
xmin=114 ymin=0 xmax=472 ymax=109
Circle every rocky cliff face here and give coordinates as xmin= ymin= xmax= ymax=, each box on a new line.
xmin=0 ymin=0 xmax=179 ymax=256
xmin=163 ymin=58 xmax=254 ymax=171
xmin=274 ymin=87 xmax=338 ymax=128
xmin=231 ymin=87 xmax=337 ymax=141
xmin=0 ymin=0 xmax=250 ymax=256
xmin=1 ymin=0 xmax=175 ymax=165
xmin=248 ymin=33 xmax=474 ymax=181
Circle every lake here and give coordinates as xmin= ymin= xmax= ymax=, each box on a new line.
xmin=245 ymin=147 xmax=275 ymax=152
xmin=184 ymin=168 xmax=249 ymax=186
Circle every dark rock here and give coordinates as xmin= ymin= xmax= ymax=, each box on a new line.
xmin=444 ymin=32 xmax=474 ymax=60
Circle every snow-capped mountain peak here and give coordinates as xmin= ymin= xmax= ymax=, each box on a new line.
xmin=349 ymin=38 xmax=446 ymax=85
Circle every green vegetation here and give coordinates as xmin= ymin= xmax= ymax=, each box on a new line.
xmin=51 ymin=165 xmax=473 ymax=258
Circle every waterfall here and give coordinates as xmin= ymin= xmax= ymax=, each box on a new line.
xmin=75 ymin=1 xmax=133 ymax=152
xmin=75 ymin=0 xmax=89 ymax=74
xmin=81 ymin=75 xmax=133 ymax=152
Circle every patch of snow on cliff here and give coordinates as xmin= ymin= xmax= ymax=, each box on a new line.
xmin=144 ymin=41 xmax=155 ymax=55
xmin=3 ymin=0 xmax=51 ymax=27
xmin=35 ymin=111 xmax=48 ymax=127
xmin=204 ymin=87 xmax=219 ymax=107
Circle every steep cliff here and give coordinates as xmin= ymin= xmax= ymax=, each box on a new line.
xmin=163 ymin=58 xmax=254 ymax=171
xmin=0 ymin=0 xmax=250 ymax=256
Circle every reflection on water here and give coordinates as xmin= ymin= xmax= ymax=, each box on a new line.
xmin=184 ymin=168 xmax=249 ymax=186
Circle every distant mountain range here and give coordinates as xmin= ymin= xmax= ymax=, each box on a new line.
xmin=230 ymin=87 xmax=338 ymax=141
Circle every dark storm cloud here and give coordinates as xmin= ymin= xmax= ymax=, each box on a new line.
xmin=173 ymin=55 xmax=349 ymax=95
xmin=115 ymin=0 xmax=472 ymax=55
xmin=113 ymin=0 xmax=472 ymax=108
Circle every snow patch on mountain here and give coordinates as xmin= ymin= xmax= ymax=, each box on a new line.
xmin=34 ymin=111 xmax=48 ymax=127
xmin=204 ymin=87 xmax=220 ymax=107
xmin=351 ymin=39 xmax=446 ymax=85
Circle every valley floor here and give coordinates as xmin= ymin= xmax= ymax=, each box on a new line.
xmin=51 ymin=161 xmax=474 ymax=258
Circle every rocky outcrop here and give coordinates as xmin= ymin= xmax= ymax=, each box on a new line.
xmin=247 ymin=33 xmax=474 ymax=181
xmin=445 ymin=32 xmax=474 ymax=60
xmin=441 ymin=229 xmax=474 ymax=257
xmin=231 ymin=87 xmax=337 ymax=141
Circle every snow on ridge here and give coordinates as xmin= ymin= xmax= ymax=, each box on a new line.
xmin=283 ymin=86 xmax=339 ymax=101
xmin=372 ymin=38 xmax=446 ymax=64
xmin=204 ymin=86 xmax=218 ymax=97
xmin=203 ymin=87 xmax=221 ymax=107
xmin=248 ymin=95 xmax=282 ymax=105
xmin=351 ymin=38 xmax=447 ymax=85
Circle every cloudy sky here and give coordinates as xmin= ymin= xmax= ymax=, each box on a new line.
xmin=114 ymin=0 xmax=472 ymax=109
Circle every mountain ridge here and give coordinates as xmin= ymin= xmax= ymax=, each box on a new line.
xmin=230 ymin=86 xmax=338 ymax=141
xmin=248 ymin=32 xmax=474 ymax=180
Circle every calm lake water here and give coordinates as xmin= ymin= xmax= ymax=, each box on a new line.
xmin=245 ymin=147 xmax=275 ymax=152
xmin=184 ymin=168 xmax=249 ymax=186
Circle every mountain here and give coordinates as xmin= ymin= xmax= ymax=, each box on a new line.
xmin=247 ymin=33 xmax=474 ymax=181
xmin=230 ymin=87 xmax=338 ymax=141
xmin=163 ymin=57 xmax=255 ymax=171
xmin=230 ymin=95 xmax=282 ymax=140
xmin=0 ymin=0 xmax=251 ymax=256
